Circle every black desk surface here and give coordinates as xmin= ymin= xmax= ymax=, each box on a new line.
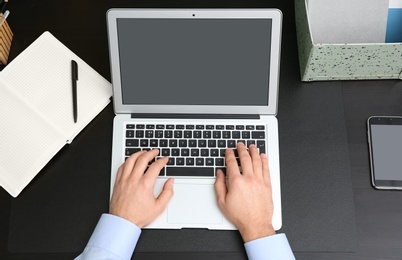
xmin=1 ymin=1 xmax=402 ymax=259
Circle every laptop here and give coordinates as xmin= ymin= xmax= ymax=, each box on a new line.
xmin=107 ymin=8 xmax=282 ymax=230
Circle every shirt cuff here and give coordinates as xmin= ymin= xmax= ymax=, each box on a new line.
xmin=244 ymin=233 xmax=295 ymax=260
xmin=83 ymin=213 xmax=141 ymax=260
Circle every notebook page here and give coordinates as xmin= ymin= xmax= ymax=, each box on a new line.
xmin=0 ymin=81 xmax=66 ymax=197
xmin=0 ymin=32 xmax=112 ymax=141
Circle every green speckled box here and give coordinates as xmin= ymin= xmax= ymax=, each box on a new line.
xmin=295 ymin=0 xmax=402 ymax=81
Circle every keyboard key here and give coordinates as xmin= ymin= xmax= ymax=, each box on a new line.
xmin=137 ymin=124 xmax=145 ymax=129
xmin=191 ymin=149 xmax=200 ymax=156
xmin=135 ymin=130 xmax=144 ymax=138
xmin=247 ymin=140 xmax=256 ymax=147
xmin=257 ymin=140 xmax=266 ymax=154
xmin=145 ymin=130 xmax=153 ymax=138
xmin=242 ymin=131 xmax=251 ymax=139
xmin=252 ymin=131 xmax=265 ymax=139
xmin=155 ymin=130 xmax=164 ymax=138
xmin=126 ymin=124 xmax=135 ymax=129
xmin=126 ymin=130 xmax=134 ymax=138
xmin=184 ymin=131 xmax=192 ymax=138
xmin=167 ymin=158 xmax=175 ymax=165
xmin=160 ymin=139 xmax=168 ymax=147
xmin=140 ymin=140 xmax=148 ymax=147
xmin=166 ymin=125 xmax=174 ymax=129
xmin=213 ymin=131 xmax=221 ymax=138
xmin=211 ymin=149 xmax=219 ymax=157
xmin=186 ymin=158 xmax=195 ymax=165
xmin=236 ymin=125 xmax=244 ymax=130
xmin=246 ymin=125 xmax=254 ymax=130
xmin=206 ymin=125 xmax=214 ymax=129
xmin=179 ymin=140 xmax=187 ymax=147
xmin=226 ymin=125 xmax=234 ymax=130
xmin=222 ymin=131 xmax=231 ymax=139
xmin=203 ymin=131 xmax=211 ymax=138
xmin=218 ymin=140 xmax=226 ymax=147
xmin=196 ymin=125 xmax=204 ymax=129
xmin=181 ymin=148 xmax=190 ymax=156
xmin=164 ymin=130 xmax=173 ymax=138
xmin=196 ymin=158 xmax=205 ymax=166
xmin=227 ymin=140 xmax=236 ymax=148
xmin=146 ymin=125 xmax=155 ymax=129
xmin=198 ymin=140 xmax=207 ymax=147
xmin=233 ymin=149 xmax=239 ymax=157
xmin=256 ymin=125 xmax=265 ymax=130
xmin=232 ymin=131 xmax=241 ymax=139
xmin=125 ymin=148 xmax=141 ymax=156
xmin=176 ymin=158 xmax=185 ymax=165
xmin=216 ymin=167 xmax=226 ymax=175
xmin=161 ymin=148 xmax=170 ymax=156
xmin=201 ymin=149 xmax=209 ymax=156
xmin=206 ymin=158 xmax=214 ymax=166
xmin=193 ymin=131 xmax=202 ymax=138
xmin=208 ymin=140 xmax=217 ymax=147
xmin=169 ymin=139 xmax=178 ymax=147
xmin=176 ymin=125 xmax=185 ymax=129
xmin=174 ymin=131 xmax=183 ymax=138
xmin=126 ymin=139 xmax=139 ymax=147
xmin=150 ymin=139 xmax=158 ymax=147
xmin=189 ymin=140 xmax=197 ymax=147
xmin=156 ymin=125 xmax=165 ymax=129
xmin=215 ymin=158 xmax=224 ymax=166
xmin=216 ymin=125 xmax=224 ymax=130
xmin=166 ymin=167 xmax=214 ymax=177
xmin=186 ymin=125 xmax=195 ymax=129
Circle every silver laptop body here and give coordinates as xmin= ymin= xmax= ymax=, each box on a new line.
xmin=107 ymin=8 xmax=282 ymax=230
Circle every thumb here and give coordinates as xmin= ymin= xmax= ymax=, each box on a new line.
xmin=214 ymin=170 xmax=227 ymax=207
xmin=156 ymin=178 xmax=175 ymax=210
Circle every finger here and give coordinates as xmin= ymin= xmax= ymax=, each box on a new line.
xmin=249 ymin=144 xmax=262 ymax=176
xmin=237 ymin=142 xmax=253 ymax=174
xmin=225 ymin=148 xmax=241 ymax=179
xmin=121 ymin=150 xmax=147 ymax=180
xmin=130 ymin=149 xmax=160 ymax=179
xmin=143 ymin=156 xmax=169 ymax=184
xmin=261 ymin=153 xmax=272 ymax=186
xmin=155 ymin=178 xmax=175 ymax=212
xmin=214 ymin=170 xmax=227 ymax=209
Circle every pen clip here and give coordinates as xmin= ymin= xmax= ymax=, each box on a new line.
xmin=71 ymin=60 xmax=78 ymax=80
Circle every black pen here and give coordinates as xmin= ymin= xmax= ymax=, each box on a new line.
xmin=0 ymin=0 xmax=8 ymax=15
xmin=71 ymin=60 xmax=78 ymax=123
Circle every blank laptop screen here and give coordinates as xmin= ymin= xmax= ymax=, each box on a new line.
xmin=116 ymin=18 xmax=272 ymax=106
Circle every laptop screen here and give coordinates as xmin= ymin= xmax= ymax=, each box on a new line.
xmin=116 ymin=18 xmax=272 ymax=106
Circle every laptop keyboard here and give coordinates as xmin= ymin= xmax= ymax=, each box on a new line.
xmin=125 ymin=124 xmax=266 ymax=177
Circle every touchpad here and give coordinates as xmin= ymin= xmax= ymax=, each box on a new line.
xmin=167 ymin=183 xmax=223 ymax=225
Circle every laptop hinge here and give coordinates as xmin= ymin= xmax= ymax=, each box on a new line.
xmin=131 ymin=113 xmax=260 ymax=120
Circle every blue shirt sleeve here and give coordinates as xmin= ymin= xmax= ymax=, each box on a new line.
xmin=76 ymin=214 xmax=294 ymax=260
xmin=75 ymin=213 xmax=141 ymax=260
xmin=244 ymin=233 xmax=295 ymax=260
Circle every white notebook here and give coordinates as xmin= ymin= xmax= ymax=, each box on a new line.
xmin=0 ymin=31 xmax=112 ymax=197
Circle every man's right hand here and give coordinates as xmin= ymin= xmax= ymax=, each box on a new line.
xmin=214 ymin=142 xmax=276 ymax=242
